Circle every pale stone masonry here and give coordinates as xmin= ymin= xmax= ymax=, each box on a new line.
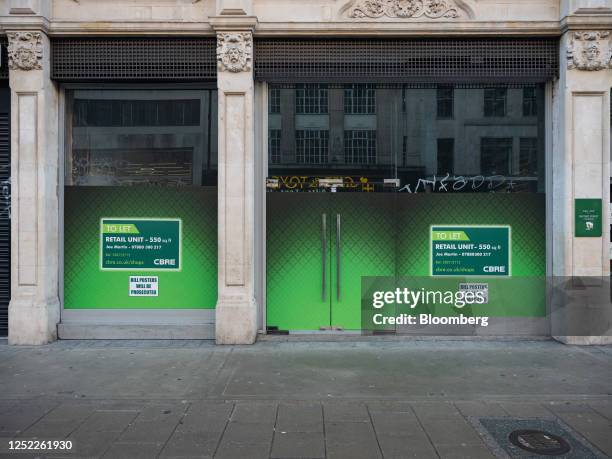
xmin=0 ymin=0 xmax=611 ymax=344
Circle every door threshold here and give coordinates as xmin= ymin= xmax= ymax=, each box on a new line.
xmin=258 ymin=333 xmax=552 ymax=342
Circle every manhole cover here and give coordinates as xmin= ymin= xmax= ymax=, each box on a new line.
xmin=509 ymin=429 xmax=572 ymax=456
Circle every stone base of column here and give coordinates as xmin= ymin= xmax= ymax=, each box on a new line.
xmin=553 ymin=336 xmax=612 ymax=346
xmin=215 ymin=297 xmax=258 ymax=344
xmin=8 ymin=297 xmax=60 ymax=345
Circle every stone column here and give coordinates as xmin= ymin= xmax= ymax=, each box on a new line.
xmin=552 ymin=28 xmax=612 ymax=344
xmin=211 ymin=16 xmax=259 ymax=344
xmin=7 ymin=30 xmax=60 ymax=345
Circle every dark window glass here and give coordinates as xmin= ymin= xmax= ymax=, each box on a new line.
xmin=269 ymin=129 xmax=281 ymax=164
xmin=67 ymin=90 xmax=217 ymax=187
xmin=437 ymin=138 xmax=454 ymax=175
xmin=296 ymin=130 xmax=329 ymax=164
xmin=296 ymin=84 xmax=328 ymax=114
xmin=269 ymin=87 xmax=281 ymax=114
xmin=437 ymin=86 xmax=454 ymax=119
xmin=344 ymin=130 xmax=376 ymax=164
xmin=523 ymin=87 xmax=538 ymax=117
xmin=481 ymin=137 xmax=513 ymax=175
xmin=519 ymin=137 xmax=538 ymax=175
xmin=267 ymin=84 xmax=544 ymax=193
xmin=73 ymin=99 xmax=201 ymax=127
xmin=344 ymin=84 xmax=376 ymax=114
xmin=484 ymin=88 xmax=507 ymax=117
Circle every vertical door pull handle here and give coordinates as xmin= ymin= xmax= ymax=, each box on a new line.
xmin=336 ymin=213 xmax=341 ymax=301
xmin=322 ymin=213 xmax=327 ymax=300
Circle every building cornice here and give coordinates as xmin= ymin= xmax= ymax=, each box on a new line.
xmin=0 ymin=14 xmax=609 ymax=38
xmin=561 ymin=12 xmax=612 ymax=34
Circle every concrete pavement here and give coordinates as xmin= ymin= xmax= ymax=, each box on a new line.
xmin=0 ymin=339 xmax=611 ymax=458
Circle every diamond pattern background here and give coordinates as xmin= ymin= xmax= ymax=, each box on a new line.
xmin=64 ymin=186 xmax=217 ymax=309
xmin=268 ymin=192 xmax=546 ymax=329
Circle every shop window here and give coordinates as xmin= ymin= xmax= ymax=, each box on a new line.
xmin=481 ymin=137 xmax=513 ymax=175
xmin=269 ymin=129 xmax=281 ymax=164
xmin=522 ymin=87 xmax=538 ymax=117
xmin=296 ymin=84 xmax=328 ymax=114
xmin=64 ymin=88 xmax=218 ymax=311
xmin=266 ymin=84 xmax=544 ymax=193
xmin=344 ymin=130 xmax=376 ymax=164
xmin=437 ymin=138 xmax=454 ymax=175
xmin=344 ymin=84 xmax=376 ymax=115
xmin=484 ymin=88 xmax=507 ymax=117
xmin=67 ymin=89 xmax=217 ymax=187
xmin=519 ymin=137 xmax=538 ymax=175
xmin=269 ymin=87 xmax=281 ymax=114
xmin=296 ymin=130 xmax=329 ymax=164
xmin=437 ymin=86 xmax=454 ymax=119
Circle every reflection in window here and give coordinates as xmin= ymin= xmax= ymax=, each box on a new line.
xmin=74 ymin=99 xmax=201 ymax=127
xmin=344 ymin=130 xmax=376 ymax=164
xmin=484 ymin=88 xmax=507 ymax=117
xmin=67 ymin=89 xmax=217 ymax=187
xmin=344 ymin=84 xmax=376 ymax=114
xmin=523 ymin=87 xmax=538 ymax=117
xmin=269 ymin=130 xmax=281 ymax=164
xmin=296 ymin=130 xmax=329 ymax=164
xmin=296 ymin=84 xmax=328 ymax=114
xmin=481 ymin=138 xmax=513 ymax=175
xmin=267 ymin=84 xmax=545 ymax=193
xmin=436 ymin=86 xmax=454 ymax=119
xmin=437 ymin=139 xmax=454 ymax=175
xmin=269 ymin=88 xmax=281 ymax=114
xmin=519 ymin=137 xmax=538 ymax=175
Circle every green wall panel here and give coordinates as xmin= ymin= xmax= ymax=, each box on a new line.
xmin=64 ymin=186 xmax=217 ymax=309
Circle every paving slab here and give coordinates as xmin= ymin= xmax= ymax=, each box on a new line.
xmin=0 ymin=340 xmax=610 ymax=458
xmin=271 ymin=431 xmax=325 ymax=458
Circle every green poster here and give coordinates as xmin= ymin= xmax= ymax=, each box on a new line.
xmin=431 ymin=225 xmax=511 ymax=276
xmin=575 ymin=199 xmax=602 ymax=237
xmin=101 ymin=218 xmax=181 ymax=271
xmin=64 ymin=186 xmax=217 ymax=309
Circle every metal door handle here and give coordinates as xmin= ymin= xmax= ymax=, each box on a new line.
xmin=336 ymin=213 xmax=341 ymax=301
xmin=322 ymin=213 xmax=327 ymax=300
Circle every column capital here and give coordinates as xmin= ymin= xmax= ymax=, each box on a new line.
xmin=566 ymin=29 xmax=612 ymax=71
xmin=215 ymin=30 xmax=253 ymax=74
xmin=6 ymin=30 xmax=44 ymax=71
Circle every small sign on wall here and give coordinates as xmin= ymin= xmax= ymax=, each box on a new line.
xmin=575 ymin=199 xmax=602 ymax=237
xmin=129 ymin=276 xmax=159 ymax=297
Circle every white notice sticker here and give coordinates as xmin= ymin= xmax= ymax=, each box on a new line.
xmin=129 ymin=276 xmax=159 ymax=297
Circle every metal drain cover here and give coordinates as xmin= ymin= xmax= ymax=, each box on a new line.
xmin=509 ymin=429 xmax=571 ymax=456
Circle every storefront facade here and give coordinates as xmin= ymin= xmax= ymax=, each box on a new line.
xmin=0 ymin=0 xmax=610 ymax=345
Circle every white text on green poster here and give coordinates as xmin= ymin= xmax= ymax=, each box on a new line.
xmin=430 ymin=225 xmax=511 ymax=276
xmin=100 ymin=218 xmax=182 ymax=271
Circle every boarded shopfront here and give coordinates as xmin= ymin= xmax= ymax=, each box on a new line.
xmin=259 ymin=39 xmax=554 ymax=333
xmin=1 ymin=1 xmax=611 ymax=344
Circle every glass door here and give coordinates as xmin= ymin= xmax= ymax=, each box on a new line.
xmin=266 ymin=84 xmax=400 ymax=331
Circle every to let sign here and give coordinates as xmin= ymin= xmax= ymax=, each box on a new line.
xmin=430 ymin=225 xmax=511 ymax=276
xmin=100 ymin=218 xmax=181 ymax=271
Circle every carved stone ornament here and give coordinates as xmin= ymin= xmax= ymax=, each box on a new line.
xmin=567 ymin=31 xmax=612 ymax=71
xmin=7 ymin=31 xmax=43 ymax=71
xmin=217 ymin=32 xmax=252 ymax=73
xmin=347 ymin=0 xmax=462 ymax=19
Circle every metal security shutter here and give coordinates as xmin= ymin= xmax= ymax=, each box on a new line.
xmin=51 ymin=37 xmax=217 ymax=81
xmin=254 ymin=38 xmax=559 ymax=83
xmin=0 ymin=89 xmax=9 ymax=337
xmin=0 ymin=37 xmax=8 ymax=81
